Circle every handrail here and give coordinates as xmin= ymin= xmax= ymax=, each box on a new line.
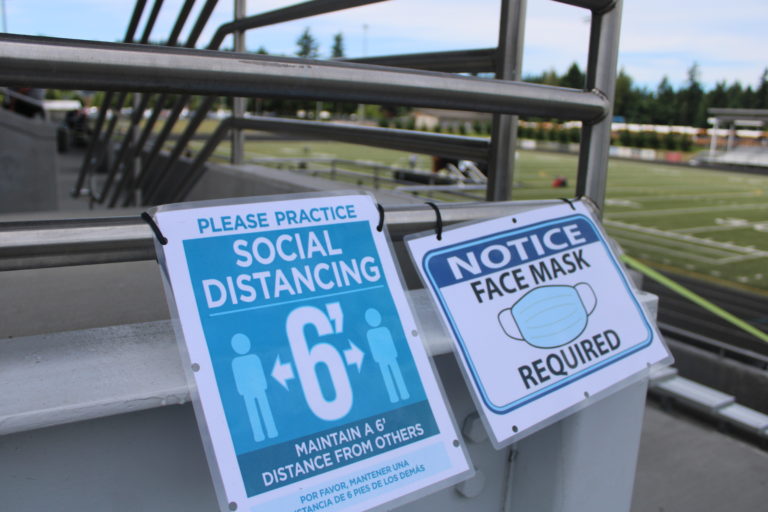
xmin=137 ymin=0 xmax=393 ymax=206
xmin=342 ymin=48 xmax=496 ymax=74
xmin=0 ymin=200 xmax=562 ymax=271
xmin=0 ymin=35 xmax=608 ymax=121
xmin=71 ymin=0 xmax=150 ymax=197
xmin=554 ymin=0 xmax=615 ymax=11
xmin=146 ymin=116 xmax=492 ymax=204
xmin=118 ymin=0 xmax=219 ymax=205
xmin=95 ymin=0 xmax=199 ymax=205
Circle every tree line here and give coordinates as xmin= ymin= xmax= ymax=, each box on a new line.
xmin=527 ymin=62 xmax=768 ymax=127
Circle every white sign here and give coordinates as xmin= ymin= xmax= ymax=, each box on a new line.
xmin=407 ymin=201 xmax=671 ymax=447
xmin=151 ymin=193 xmax=471 ymax=512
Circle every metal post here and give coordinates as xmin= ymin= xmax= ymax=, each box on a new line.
xmin=71 ymin=0 xmax=148 ymax=197
xmin=576 ymin=0 xmax=623 ymax=215
xmin=486 ymin=0 xmax=526 ymax=202
xmin=231 ymin=0 xmax=246 ymax=165
xmin=709 ymin=117 xmax=719 ymax=156
xmin=727 ymin=122 xmax=735 ymax=152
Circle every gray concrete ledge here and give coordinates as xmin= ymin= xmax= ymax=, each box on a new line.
xmin=0 ymin=290 xmax=452 ymax=436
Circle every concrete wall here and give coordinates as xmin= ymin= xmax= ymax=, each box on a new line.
xmin=0 ymin=108 xmax=59 ymax=213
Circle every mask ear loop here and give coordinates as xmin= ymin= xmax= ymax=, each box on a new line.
xmin=141 ymin=211 xmax=168 ymax=245
xmin=424 ymin=202 xmax=443 ymax=241
xmin=376 ymin=203 xmax=385 ymax=232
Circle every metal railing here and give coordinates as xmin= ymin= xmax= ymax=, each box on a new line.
xmin=0 ymin=0 xmax=623 ymax=267
xmin=0 ymin=200 xmax=564 ymax=271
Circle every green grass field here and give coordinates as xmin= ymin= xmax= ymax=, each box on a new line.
xmin=183 ymin=137 xmax=768 ymax=295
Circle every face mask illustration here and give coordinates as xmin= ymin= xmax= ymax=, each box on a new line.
xmin=498 ymin=283 xmax=597 ymax=349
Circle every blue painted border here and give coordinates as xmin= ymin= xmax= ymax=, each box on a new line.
xmin=421 ymin=214 xmax=655 ymax=414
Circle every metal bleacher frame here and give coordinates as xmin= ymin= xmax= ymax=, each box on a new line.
xmin=0 ymin=1 xmax=645 ymax=511
xmin=0 ymin=0 xmax=622 ymax=266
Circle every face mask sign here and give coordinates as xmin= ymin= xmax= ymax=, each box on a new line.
xmin=407 ymin=200 xmax=672 ymax=448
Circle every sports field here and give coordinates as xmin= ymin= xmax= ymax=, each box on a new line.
xmin=190 ymin=138 xmax=768 ymax=295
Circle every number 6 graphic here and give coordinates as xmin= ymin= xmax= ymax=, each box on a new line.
xmin=286 ymin=303 xmax=353 ymax=421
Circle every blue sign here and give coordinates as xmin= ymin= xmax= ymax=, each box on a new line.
xmin=184 ymin=221 xmax=436 ymax=495
xmin=154 ymin=194 xmax=471 ymax=511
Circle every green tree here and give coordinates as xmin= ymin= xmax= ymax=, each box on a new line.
xmin=560 ymin=62 xmax=585 ymax=89
xmin=613 ymin=69 xmax=633 ymax=119
xmin=678 ymin=63 xmax=704 ymax=126
xmin=651 ymin=76 xmax=676 ymax=124
xmin=757 ymin=68 xmax=768 ymax=109
xmin=296 ymin=27 xmax=319 ymax=58
xmin=331 ymin=32 xmax=345 ymax=58
xmin=726 ymin=82 xmax=744 ymax=108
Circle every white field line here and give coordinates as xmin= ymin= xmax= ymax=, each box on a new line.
xmin=611 ymin=234 xmax=767 ymax=265
xmin=606 ymin=203 xmax=768 ymax=218
xmin=674 ymin=221 xmax=768 ymax=234
xmin=605 ymin=219 xmax=768 ymax=256
xmin=609 ymin=236 xmax=724 ymax=264
xmin=618 ymin=191 xmax=764 ymax=203
xmin=607 ymin=228 xmax=737 ymax=258
xmin=605 ymin=186 xmax=749 ymax=194
xmin=716 ymin=253 xmax=768 ymax=264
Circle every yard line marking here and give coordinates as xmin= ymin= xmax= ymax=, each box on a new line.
xmin=606 ymin=203 xmax=768 ymax=218
xmin=609 ymin=237 xmax=723 ymax=264
xmin=618 ymin=191 xmax=764 ymax=203
xmin=716 ymin=253 xmax=768 ymax=264
xmin=608 ymin=229 xmax=738 ymax=258
xmin=604 ymin=220 xmax=768 ymax=256
xmin=674 ymin=220 xmax=768 ymax=234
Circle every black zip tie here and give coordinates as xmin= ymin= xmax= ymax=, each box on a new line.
xmin=376 ymin=203 xmax=385 ymax=232
xmin=141 ymin=212 xmax=168 ymax=245
xmin=425 ymin=202 xmax=443 ymax=241
xmin=559 ymin=197 xmax=576 ymax=211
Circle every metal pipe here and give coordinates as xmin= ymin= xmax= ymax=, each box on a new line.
xmin=486 ymin=0 xmax=526 ymax=202
xmin=89 ymin=0 xmax=166 ymax=203
xmin=0 ymin=35 xmax=608 ymax=121
xmin=553 ymin=0 xmax=614 ymax=11
xmin=166 ymin=116 xmax=491 ymax=203
xmin=145 ymin=0 xmax=391 ymax=208
xmin=107 ymin=0 xmax=198 ymax=207
xmin=207 ymin=0 xmax=388 ymax=50
xmin=0 ymin=85 xmax=46 ymax=108
xmin=342 ymin=48 xmax=496 ymax=74
xmin=71 ymin=0 xmax=149 ymax=197
xmin=231 ymin=0 xmax=246 ymax=165
xmin=143 ymin=96 xmax=216 ymax=204
xmin=576 ymin=0 xmax=622 ymax=215
xmin=0 ymin=200 xmax=562 ymax=271
xmin=120 ymin=0 xmax=219 ymax=205
xmin=167 ymin=0 xmax=196 ymax=45
xmin=125 ymin=0 xmax=149 ymax=41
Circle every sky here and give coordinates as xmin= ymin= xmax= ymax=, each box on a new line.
xmin=2 ymin=0 xmax=767 ymax=91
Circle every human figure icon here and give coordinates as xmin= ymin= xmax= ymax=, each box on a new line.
xmin=230 ymin=333 xmax=278 ymax=442
xmin=365 ymin=308 xmax=410 ymax=403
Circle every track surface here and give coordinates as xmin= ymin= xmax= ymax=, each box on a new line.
xmin=643 ymin=271 xmax=768 ymax=357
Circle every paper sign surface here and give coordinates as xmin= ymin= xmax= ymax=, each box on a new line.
xmin=407 ymin=201 xmax=671 ymax=447
xmin=153 ymin=193 xmax=470 ymax=511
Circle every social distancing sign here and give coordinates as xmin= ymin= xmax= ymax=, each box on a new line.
xmin=407 ymin=200 xmax=671 ymax=447
xmin=151 ymin=193 xmax=470 ymax=512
